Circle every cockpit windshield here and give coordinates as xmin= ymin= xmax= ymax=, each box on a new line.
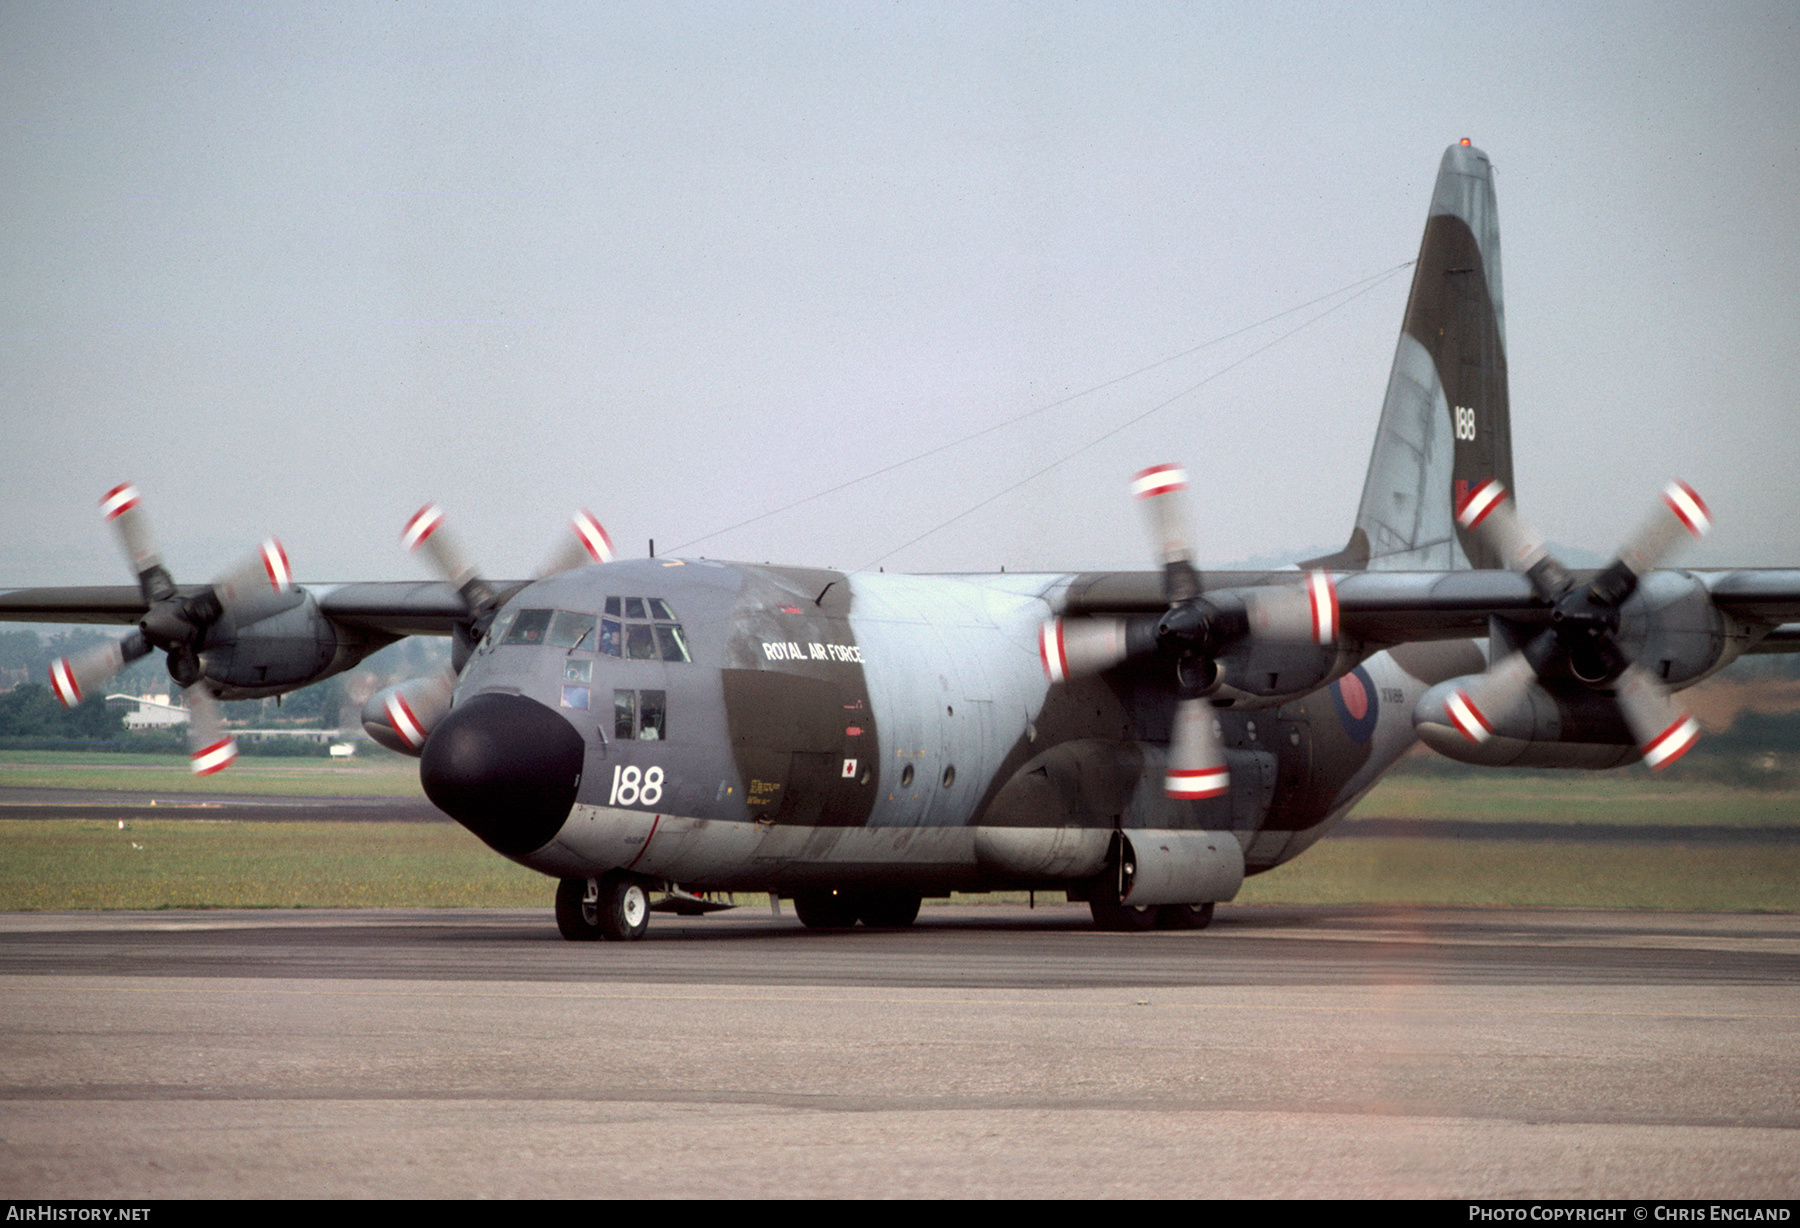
xmin=600 ymin=596 xmax=691 ymax=663
xmin=489 ymin=600 xmax=689 ymax=663
xmin=495 ymin=608 xmax=596 ymax=649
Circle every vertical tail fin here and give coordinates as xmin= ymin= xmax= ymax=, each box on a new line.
xmin=1310 ymin=141 xmax=1514 ymax=572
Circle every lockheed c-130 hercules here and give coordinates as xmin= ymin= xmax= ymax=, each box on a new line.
xmin=7 ymin=141 xmax=1799 ymax=941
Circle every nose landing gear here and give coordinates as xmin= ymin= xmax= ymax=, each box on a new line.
xmin=555 ymin=873 xmax=650 ymax=941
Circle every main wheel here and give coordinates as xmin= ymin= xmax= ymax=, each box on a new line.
xmin=1089 ymin=898 xmax=1159 ymax=932
xmin=598 ymin=873 xmax=651 ymax=941
xmin=854 ymin=891 xmax=922 ymax=928
xmin=1155 ymin=902 xmax=1215 ymax=930
xmin=555 ymin=877 xmax=603 ymax=941
xmin=793 ymin=889 xmax=859 ymax=929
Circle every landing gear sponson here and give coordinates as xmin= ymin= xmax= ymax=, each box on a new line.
xmin=552 ymin=879 xmax=1215 ymax=940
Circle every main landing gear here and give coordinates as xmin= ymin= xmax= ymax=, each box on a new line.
xmin=1088 ymin=899 xmax=1215 ymax=932
xmin=555 ymin=873 xmax=650 ymax=942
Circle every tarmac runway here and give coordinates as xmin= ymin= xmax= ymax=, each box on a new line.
xmin=5 ymin=784 xmax=1796 ymax=843
xmin=1 ymin=903 xmax=1796 ymax=1198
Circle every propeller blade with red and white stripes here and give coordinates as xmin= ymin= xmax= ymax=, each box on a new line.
xmin=1618 ymin=481 xmax=1712 ymax=578
xmin=183 ymin=683 xmax=238 ymax=776
xmin=403 ymin=504 xmax=480 ymax=592
xmin=1245 ymin=570 xmax=1340 ymax=646
xmin=209 ymin=538 xmax=294 ymax=624
xmin=1133 ymin=464 xmax=1192 ymax=569
xmin=1614 ymin=665 xmax=1701 ymax=771
xmin=1455 ymin=478 xmax=1550 ymax=580
xmin=1165 ymin=696 xmax=1229 ymax=799
xmin=100 ymin=483 xmax=165 ymax=588
xmin=1442 ymin=650 xmax=1537 ymax=745
xmin=47 ymin=633 xmax=153 ymax=708
xmin=538 ymin=509 xmax=616 ymax=578
xmin=362 ymin=670 xmax=457 ymax=755
xmin=1038 ymin=616 xmax=1133 ymax=684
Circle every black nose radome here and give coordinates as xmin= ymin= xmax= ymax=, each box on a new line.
xmin=420 ymin=691 xmax=585 ymax=856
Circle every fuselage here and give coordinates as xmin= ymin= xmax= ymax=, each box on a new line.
xmin=420 ymin=557 xmax=1456 ymax=901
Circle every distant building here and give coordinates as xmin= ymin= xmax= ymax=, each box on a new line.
xmin=109 ymin=693 xmax=188 ymax=730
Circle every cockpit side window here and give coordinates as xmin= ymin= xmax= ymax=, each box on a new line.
xmin=482 ymin=609 xmax=518 ymax=649
xmin=503 ymin=609 xmax=553 ymax=645
xmin=612 ymin=688 xmax=668 ymax=740
xmin=638 ymin=690 xmax=666 ymax=739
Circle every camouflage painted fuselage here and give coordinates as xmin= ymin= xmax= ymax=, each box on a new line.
xmin=428 ymin=558 xmax=1460 ymax=899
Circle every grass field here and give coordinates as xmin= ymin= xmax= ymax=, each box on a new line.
xmin=0 ymin=818 xmax=548 ymax=909
xmin=1233 ymin=839 xmax=1800 ymax=911
xmin=0 ymin=749 xmax=425 ymax=798
xmin=1349 ymin=769 xmax=1800 ymax=827
xmin=1 ymin=752 xmax=1795 ymax=912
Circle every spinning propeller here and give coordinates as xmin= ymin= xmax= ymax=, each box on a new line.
xmin=374 ymin=504 xmax=615 ymax=752
xmin=1039 ymin=464 xmax=1340 ymax=800
xmin=1447 ymin=478 xmax=1711 ymax=769
xmin=48 ymin=485 xmax=294 ymax=774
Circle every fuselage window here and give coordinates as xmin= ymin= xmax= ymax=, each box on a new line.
xmin=598 ymin=597 xmax=692 ymax=663
xmin=638 ymin=690 xmax=666 ymax=739
xmin=613 ymin=689 xmax=668 ymax=740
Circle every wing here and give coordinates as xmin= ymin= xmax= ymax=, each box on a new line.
xmin=313 ymin=582 xmax=489 ymax=638
xmin=0 ymin=585 xmax=165 ymax=626
xmin=1058 ymin=567 xmax=1800 ymax=651
xmin=1703 ymin=570 xmax=1800 ymax=640
xmin=1063 ymin=567 xmax=1541 ymax=644
xmin=0 ymin=580 xmax=527 ymax=638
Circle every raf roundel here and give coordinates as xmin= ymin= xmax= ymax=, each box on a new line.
xmin=1330 ymin=665 xmax=1380 ymax=745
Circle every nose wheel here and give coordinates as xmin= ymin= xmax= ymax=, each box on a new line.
xmin=556 ymin=874 xmax=650 ymax=942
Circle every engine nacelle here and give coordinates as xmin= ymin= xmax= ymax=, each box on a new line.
xmin=1208 ymin=583 xmax=1357 ymax=704
xmin=1616 ymin=570 xmax=1746 ymax=686
xmin=1215 ymin=640 xmax=1349 ymax=704
xmin=1415 ymin=677 xmax=1639 ymax=769
xmin=197 ymin=589 xmax=380 ymax=699
xmin=362 ymin=673 xmax=455 ymax=756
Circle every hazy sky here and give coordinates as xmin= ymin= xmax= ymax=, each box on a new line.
xmin=3 ymin=2 xmax=1796 ymax=594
